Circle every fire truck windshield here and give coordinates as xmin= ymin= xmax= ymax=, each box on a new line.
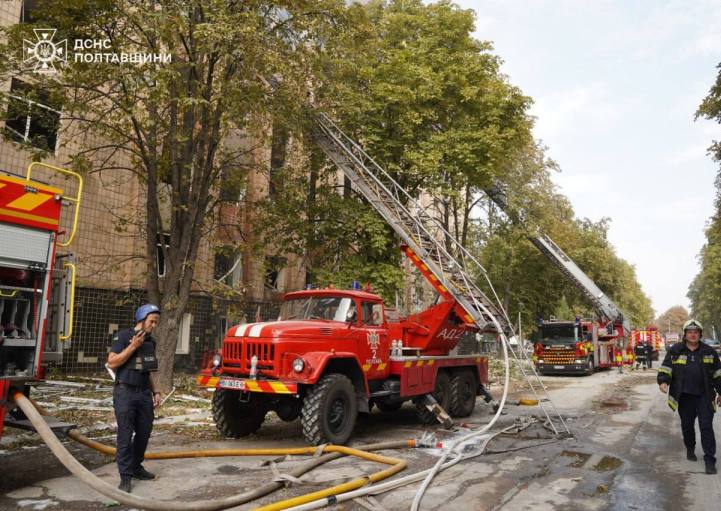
xmin=279 ymin=296 xmax=356 ymax=323
xmin=539 ymin=324 xmax=577 ymax=345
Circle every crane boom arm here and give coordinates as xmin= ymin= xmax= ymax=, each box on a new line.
xmin=485 ymin=186 xmax=630 ymax=334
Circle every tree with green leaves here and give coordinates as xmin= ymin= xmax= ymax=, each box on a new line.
xmin=0 ymin=0 xmax=352 ymax=389
xmin=690 ymin=62 xmax=721 ymax=334
xmin=656 ymin=305 xmax=689 ymax=335
xmin=257 ymin=0 xmax=534 ymax=303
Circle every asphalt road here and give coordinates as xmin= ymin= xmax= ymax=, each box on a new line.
xmin=2 ymin=362 xmax=720 ymax=510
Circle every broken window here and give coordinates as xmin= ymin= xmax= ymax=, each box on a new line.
xmin=4 ymin=78 xmax=61 ymax=151
xmin=156 ymin=233 xmax=170 ymax=277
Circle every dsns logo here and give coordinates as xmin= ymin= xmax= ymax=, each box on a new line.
xmin=23 ymin=29 xmax=67 ymax=74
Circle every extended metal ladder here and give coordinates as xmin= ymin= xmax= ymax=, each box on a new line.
xmin=312 ymin=113 xmax=570 ymax=436
xmin=485 ymin=187 xmax=630 ymax=335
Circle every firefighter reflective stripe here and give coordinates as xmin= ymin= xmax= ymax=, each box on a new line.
xmin=703 ymin=355 xmax=714 ymax=363
xmin=658 ymin=365 xmax=673 ymax=376
xmin=673 ymin=355 xmax=687 ymax=365
xmin=713 ymin=369 xmax=721 ymax=379
xmin=668 ymin=395 xmax=678 ymax=411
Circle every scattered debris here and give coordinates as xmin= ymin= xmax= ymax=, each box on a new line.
xmin=17 ymin=499 xmax=58 ymax=510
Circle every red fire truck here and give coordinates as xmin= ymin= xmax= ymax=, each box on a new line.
xmin=196 ymin=113 xmax=512 ymax=445
xmin=533 ymin=318 xmax=627 ymax=375
xmin=630 ymin=326 xmax=662 ymax=361
xmin=197 ymin=250 xmax=491 ymax=445
xmin=0 ymin=163 xmax=81 ymax=440
xmin=484 ymin=187 xmax=632 ymax=376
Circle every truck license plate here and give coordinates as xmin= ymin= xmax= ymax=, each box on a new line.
xmin=219 ymin=378 xmax=245 ymax=390
xmin=553 ymin=365 xmax=564 ymax=369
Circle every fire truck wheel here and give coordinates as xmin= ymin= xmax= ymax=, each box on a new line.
xmin=415 ymin=370 xmax=451 ymax=425
xmin=212 ymin=389 xmax=266 ymax=438
xmin=301 ymin=373 xmax=358 ymax=445
xmin=448 ymin=370 xmax=476 ymax=417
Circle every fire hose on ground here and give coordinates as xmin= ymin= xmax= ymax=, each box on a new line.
xmin=13 ymin=391 xmax=412 ymax=511
xmin=282 ymin=422 xmax=530 ymax=511
xmin=13 ymin=306 xmax=520 ymax=511
xmin=282 ymin=322 xmax=515 ymax=511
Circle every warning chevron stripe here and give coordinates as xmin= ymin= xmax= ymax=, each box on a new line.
xmin=362 ymin=362 xmax=389 ymax=372
xmin=402 ymin=360 xmax=436 ymax=368
xmin=0 ymin=175 xmax=63 ymax=230
xmin=195 ymin=375 xmax=219 ymax=388
xmin=7 ymin=191 xmax=53 ymax=211
xmin=196 ymin=374 xmax=297 ymax=394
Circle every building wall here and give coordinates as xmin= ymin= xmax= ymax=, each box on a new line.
xmin=0 ymin=5 xmax=305 ymax=374
xmin=61 ymin=287 xmax=284 ymax=375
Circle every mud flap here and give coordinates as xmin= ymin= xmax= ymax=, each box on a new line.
xmin=418 ymin=394 xmax=454 ymax=429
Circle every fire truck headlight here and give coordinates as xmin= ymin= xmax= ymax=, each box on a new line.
xmin=575 ymin=359 xmax=584 ymax=364
xmin=538 ymin=359 xmax=544 ymax=364
xmin=292 ymin=358 xmax=305 ymax=373
xmin=212 ymin=353 xmax=222 ymax=368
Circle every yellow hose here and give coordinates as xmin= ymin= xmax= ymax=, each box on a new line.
xmin=254 ymin=448 xmax=407 ymax=511
xmin=68 ymin=428 xmax=413 ymax=460
xmin=15 ymin=392 xmax=412 ymax=511
xmin=518 ymin=398 xmax=539 ymax=406
xmin=68 ymin=429 xmax=409 ymax=511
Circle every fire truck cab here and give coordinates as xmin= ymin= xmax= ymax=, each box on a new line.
xmin=533 ymin=318 xmax=627 ymax=376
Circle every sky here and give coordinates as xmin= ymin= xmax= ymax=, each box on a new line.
xmin=456 ymin=0 xmax=721 ymax=317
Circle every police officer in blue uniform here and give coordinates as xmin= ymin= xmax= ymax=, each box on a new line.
xmin=107 ymin=304 xmax=162 ymax=492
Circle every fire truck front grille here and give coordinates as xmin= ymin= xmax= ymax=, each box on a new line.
xmin=222 ymin=339 xmax=275 ymax=371
xmin=542 ymin=348 xmax=575 ymax=364
xmin=223 ymin=340 xmax=243 ymax=363
xmin=245 ymin=341 xmax=275 ymax=369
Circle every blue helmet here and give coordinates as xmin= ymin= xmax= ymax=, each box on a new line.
xmin=135 ymin=304 xmax=160 ymax=323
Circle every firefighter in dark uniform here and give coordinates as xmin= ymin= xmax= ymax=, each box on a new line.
xmin=634 ymin=342 xmax=648 ymax=370
xmin=658 ymin=319 xmax=721 ymax=474
xmin=107 ymin=304 xmax=163 ymax=492
xmin=645 ymin=341 xmax=654 ymax=369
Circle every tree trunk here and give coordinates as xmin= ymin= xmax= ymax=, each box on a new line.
xmin=154 ymin=313 xmax=181 ymax=392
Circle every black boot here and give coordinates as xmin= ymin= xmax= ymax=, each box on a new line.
xmin=687 ymin=449 xmax=698 ymax=462
xmin=706 ymin=460 xmax=717 ymax=474
xmin=133 ymin=465 xmax=156 ymax=480
xmin=118 ymin=477 xmax=132 ymax=493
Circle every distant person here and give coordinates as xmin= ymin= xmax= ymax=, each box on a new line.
xmin=645 ymin=342 xmax=654 ymax=369
xmin=107 ymin=304 xmax=163 ymax=492
xmin=658 ymin=319 xmax=721 ymax=474
xmin=634 ymin=342 xmax=647 ymax=370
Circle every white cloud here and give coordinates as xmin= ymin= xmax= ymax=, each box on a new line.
xmin=459 ymin=0 xmax=721 ymax=314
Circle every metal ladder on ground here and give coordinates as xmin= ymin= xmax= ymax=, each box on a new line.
xmin=312 ymin=113 xmax=570 ymax=436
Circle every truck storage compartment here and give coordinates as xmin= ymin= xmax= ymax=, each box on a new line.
xmin=1 ymin=270 xmax=43 ymax=378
